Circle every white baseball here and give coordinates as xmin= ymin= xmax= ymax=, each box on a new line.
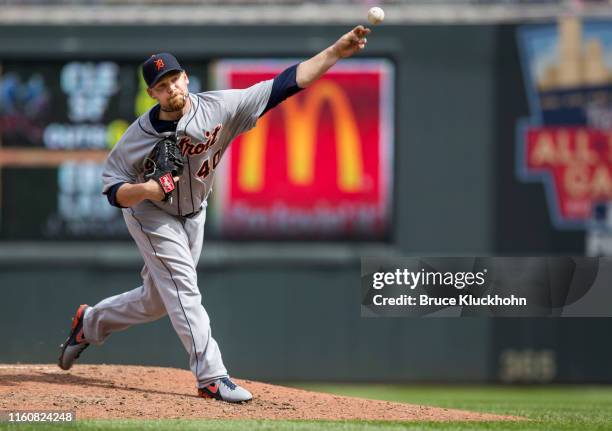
xmin=367 ymin=7 xmax=385 ymax=25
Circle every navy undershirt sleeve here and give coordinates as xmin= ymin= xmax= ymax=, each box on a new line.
xmin=260 ymin=63 xmax=304 ymax=117
xmin=106 ymin=182 xmax=127 ymax=208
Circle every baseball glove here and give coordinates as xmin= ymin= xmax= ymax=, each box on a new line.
xmin=144 ymin=135 xmax=185 ymax=202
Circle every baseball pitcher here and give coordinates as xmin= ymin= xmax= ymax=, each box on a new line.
xmin=58 ymin=26 xmax=371 ymax=403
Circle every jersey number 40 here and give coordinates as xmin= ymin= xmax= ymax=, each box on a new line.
xmin=197 ymin=150 xmax=221 ymax=179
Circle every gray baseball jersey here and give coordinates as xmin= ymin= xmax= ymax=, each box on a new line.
xmin=102 ymin=80 xmax=273 ymax=215
xmin=84 ymin=80 xmax=273 ymax=387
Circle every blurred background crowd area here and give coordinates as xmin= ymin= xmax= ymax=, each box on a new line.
xmin=1 ymin=0 xmax=611 ymax=20
xmin=1 ymin=1 xmax=612 ymax=385
xmin=0 ymin=0 xmax=610 ymax=4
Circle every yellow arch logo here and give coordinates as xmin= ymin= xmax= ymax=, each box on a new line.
xmin=238 ymin=80 xmax=364 ymax=192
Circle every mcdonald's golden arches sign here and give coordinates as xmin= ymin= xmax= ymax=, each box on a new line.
xmin=212 ymin=60 xmax=394 ymax=240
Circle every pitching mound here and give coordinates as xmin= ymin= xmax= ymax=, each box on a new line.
xmin=0 ymin=364 xmax=518 ymax=421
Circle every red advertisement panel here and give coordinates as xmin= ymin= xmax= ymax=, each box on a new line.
xmin=524 ymin=126 xmax=612 ymax=221
xmin=212 ymin=60 xmax=394 ymax=240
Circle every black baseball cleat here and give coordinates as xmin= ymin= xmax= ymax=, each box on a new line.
xmin=197 ymin=377 xmax=253 ymax=403
xmin=58 ymin=304 xmax=90 ymax=371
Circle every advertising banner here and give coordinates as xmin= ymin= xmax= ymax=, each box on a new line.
xmin=517 ymin=17 xmax=612 ymax=253
xmin=211 ymin=60 xmax=394 ymax=240
xmin=0 ymin=60 xmax=204 ymax=239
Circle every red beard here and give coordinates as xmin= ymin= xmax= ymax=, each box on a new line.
xmin=166 ymin=93 xmax=186 ymax=111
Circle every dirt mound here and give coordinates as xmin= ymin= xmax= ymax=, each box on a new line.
xmin=0 ymin=364 xmax=518 ymax=421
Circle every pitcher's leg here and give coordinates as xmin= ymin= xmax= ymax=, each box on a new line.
xmin=181 ymin=207 xmax=229 ymax=385
xmin=125 ymin=208 xmax=227 ymax=384
xmin=83 ymin=266 xmax=166 ymax=346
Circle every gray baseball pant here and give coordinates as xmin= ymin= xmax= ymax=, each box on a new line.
xmin=82 ymin=200 xmax=228 ymax=387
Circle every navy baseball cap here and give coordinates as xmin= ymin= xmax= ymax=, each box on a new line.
xmin=142 ymin=53 xmax=184 ymax=88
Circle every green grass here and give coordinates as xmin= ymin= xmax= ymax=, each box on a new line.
xmin=294 ymin=384 xmax=612 ymax=430
xmin=2 ymin=385 xmax=611 ymax=430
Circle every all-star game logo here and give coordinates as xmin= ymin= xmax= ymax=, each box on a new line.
xmin=517 ymin=17 xmax=612 ymax=254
